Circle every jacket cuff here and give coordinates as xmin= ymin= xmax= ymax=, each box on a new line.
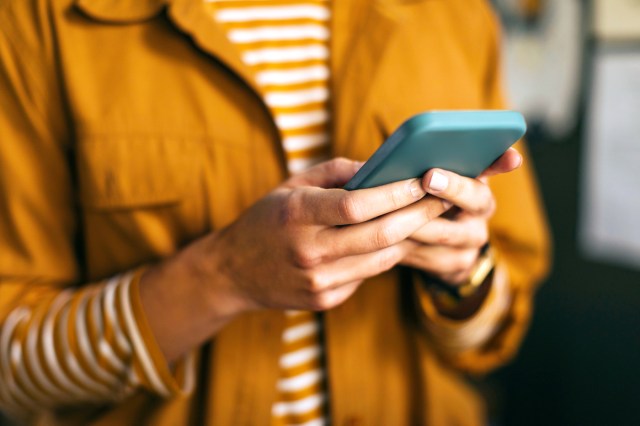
xmin=122 ymin=270 xmax=196 ymax=398
xmin=415 ymin=263 xmax=512 ymax=353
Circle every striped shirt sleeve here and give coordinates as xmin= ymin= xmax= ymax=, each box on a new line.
xmin=0 ymin=270 xmax=195 ymax=420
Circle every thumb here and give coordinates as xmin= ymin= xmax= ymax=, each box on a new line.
xmin=478 ymin=147 xmax=523 ymax=181
xmin=284 ymin=157 xmax=364 ymax=189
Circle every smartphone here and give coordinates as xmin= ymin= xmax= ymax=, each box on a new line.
xmin=343 ymin=110 xmax=526 ymax=190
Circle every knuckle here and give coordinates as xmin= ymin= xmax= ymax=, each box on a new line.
xmin=387 ymin=187 xmax=405 ymax=210
xmin=281 ymin=190 xmax=305 ymax=226
xmin=415 ymin=248 xmax=432 ymax=267
xmin=473 ymin=186 xmax=495 ymax=216
xmin=305 ymin=271 xmax=330 ymax=293
xmin=376 ymin=247 xmax=401 ymax=272
xmin=449 ymin=177 xmax=466 ymax=199
xmin=332 ymin=157 xmax=350 ymax=169
xmin=373 ymin=224 xmax=399 ymax=249
xmin=325 ymin=158 xmax=341 ymax=176
xmin=308 ymin=291 xmax=334 ymax=311
xmin=337 ymin=194 xmax=363 ymax=223
xmin=458 ymin=250 xmax=480 ymax=271
xmin=437 ymin=253 xmax=471 ymax=276
xmin=292 ymin=246 xmax=321 ymax=269
xmin=435 ymin=223 xmax=455 ymax=245
xmin=436 ymin=232 xmax=452 ymax=246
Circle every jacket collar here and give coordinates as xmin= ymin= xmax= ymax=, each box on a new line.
xmin=74 ymin=0 xmax=415 ymax=159
xmin=75 ymin=0 xmax=265 ymax=96
xmin=73 ymin=0 xmax=424 ymax=24
xmin=74 ymin=0 xmax=167 ymax=23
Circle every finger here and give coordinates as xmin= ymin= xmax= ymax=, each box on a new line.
xmin=409 ymin=216 xmax=489 ymax=249
xmin=478 ymin=147 xmax=522 ymax=179
xmin=293 ymin=176 xmax=427 ymax=226
xmin=439 ymin=270 xmax=475 ymax=286
xmin=283 ymin=157 xmax=363 ymax=189
xmin=315 ymin=196 xmax=447 ymax=260
xmin=303 ymin=281 xmax=362 ymax=311
xmin=401 ymin=246 xmax=480 ymax=284
xmin=302 ymin=240 xmax=416 ymax=294
xmin=421 ymin=169 xmax=495 ymax=216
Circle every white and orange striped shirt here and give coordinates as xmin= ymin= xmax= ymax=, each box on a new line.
xmin=205 ymin=1 xmax=332 ymax=424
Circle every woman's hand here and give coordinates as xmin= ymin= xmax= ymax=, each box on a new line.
xmin=144 ymin=157 xmax=449 ymax=362
xmin=400 ymin=148 xmax=523 ymax=285
xmin=204 ymin=158 xmax=450 ymax=313
xmin=140 ymin=150 xmax=522 ymax=362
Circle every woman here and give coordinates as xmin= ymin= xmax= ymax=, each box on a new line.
xmin=0 ymin=0 xmax=550 ymax=424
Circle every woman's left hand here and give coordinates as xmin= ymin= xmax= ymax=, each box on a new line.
xmin=400 ymin=148 xmax=522 ymax=285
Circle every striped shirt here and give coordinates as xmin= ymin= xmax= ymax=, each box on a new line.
xmin=209 ymin=0 xmax=332 ymax=173
xmin=205 ymin=1 xmax=331 ymax=424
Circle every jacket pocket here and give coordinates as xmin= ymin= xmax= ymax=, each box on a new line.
xmin=76 ymin=135 xmax=199 ymax=210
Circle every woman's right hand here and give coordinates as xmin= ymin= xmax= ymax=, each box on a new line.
xmin=202 ymin=158 xmax=449 ymax=313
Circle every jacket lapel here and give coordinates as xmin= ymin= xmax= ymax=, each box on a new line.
xmin=330 ymin=0 xmax=406 ymax=159
xmin=166 ymin=0 xmax=263 ymax=99
xmin=158 ymin=1 xmax=287 ymax=421
xmin=74 ymin=0 xmax=282 ymax=152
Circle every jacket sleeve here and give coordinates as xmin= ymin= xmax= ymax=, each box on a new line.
xmin=0 ymin=2 xmax=192 ymax=420
xmin=414 ymin=2 xmax=552 ymax=374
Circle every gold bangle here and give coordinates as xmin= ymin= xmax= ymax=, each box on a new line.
xmin=420 ymin=244 xmax=495 ymax=303
xmin=456 ymin=245 xmax=495 ymax=298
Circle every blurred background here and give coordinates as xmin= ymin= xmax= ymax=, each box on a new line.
xmin=1 ymin=0 xmax=638 ymax=425
xmin=484 ymin=0 xmax=640 ymax=425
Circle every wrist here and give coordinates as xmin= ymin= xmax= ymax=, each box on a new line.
xmin=137 ymin=231 xmax=257 ymax=363
xmin=184 ymin=233 xmax=253 ymax=320
xmin=420 ymin=244 xmax=495 ymax=320
xmin=429 ymin=244 xmax=494 ymax=297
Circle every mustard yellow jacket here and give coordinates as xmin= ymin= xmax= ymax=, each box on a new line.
xmin=0 ymin=0 xmax=551 ymax=424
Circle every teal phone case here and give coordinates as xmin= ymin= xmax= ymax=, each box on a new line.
xmin=344 ymin=110 xmax=527 ymax=190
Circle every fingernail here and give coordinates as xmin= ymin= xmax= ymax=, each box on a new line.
xmin=409 ymin=179 xmax=425 ymax=199
xmin=354 ymin=161 xmax=365 ymax=170
xmin=429 ymin=171 xmax=448 ymax=192
xmin=442 ymin=200 xmax=453 ymax=210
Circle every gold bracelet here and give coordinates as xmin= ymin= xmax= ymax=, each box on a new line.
xmin=421 ymin=244 xmax=495 ymax=303
xmin=456 ymin=245 xmax=495 ymax=298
